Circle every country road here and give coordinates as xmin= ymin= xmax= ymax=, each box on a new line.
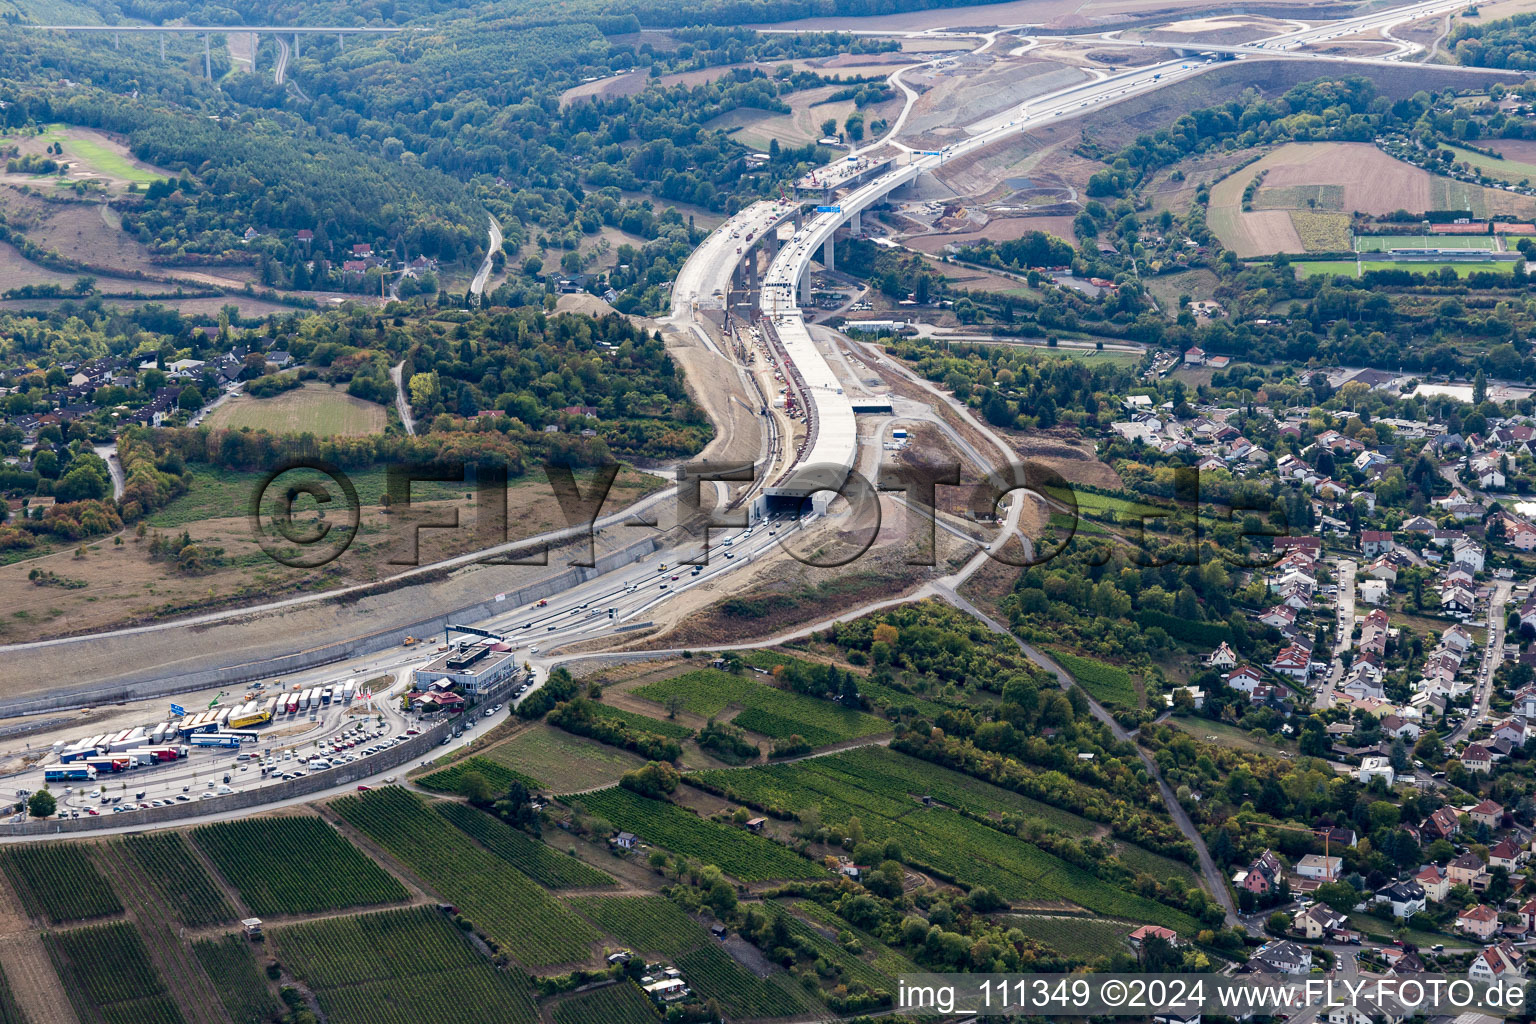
xmin=390 ymin=360 xmax=416 ymax=436
xmin=470 ymin=215 xmax=502 ymax=300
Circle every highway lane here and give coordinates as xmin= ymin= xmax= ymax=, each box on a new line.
xmin=0 ymin=0 xmax=1492 ymax=834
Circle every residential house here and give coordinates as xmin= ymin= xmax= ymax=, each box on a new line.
xmin=1520 ymin=897 xmax=1536 ymax=933
xmin=1493 ymin=719 xmax=1525 ymax=748
xmin=1206 ymin=642 xmax=1238 ymax=670
xmin=1490 ymin=838 xmax=1523 ymax=872
xmin=1270 ymin=644 xmax=1311 ymax=682
xmin=1462 ymin=743 xmax=1494 ymax=774
xmin=1358 ymin=756 xmax=1395 ymax=786
xmin=1294 ymin=904 xmax=1355 ymax=942
xmin=1451 ymin=538 xmax=1486 ymax=572
xmin=1470 ymin=799 xmax=1506 ymax=830
xmin=1247 ymin=940 xmax=1312 ymax=976
xmin=1225 ymin=666 xmax=1265 ymax=694
xmin=1128 ymin=925 xmax=1180 ymax=950
xmin=1422 ymin=806 xmax=1460 ymax=840
xmin=1361 ymin=530 xmax=1395 ymax=557
xmin=1468 ymin=941 xmax=1525 ymax=983
xmin=1414 ymin=864 xmax=1450 ymax=902
xmin=1295 ymin=854 xmax=1342 ymax=881
xmin=1234 ymin=850 xmax=1283 ymax=895
xmin=1457 ymin=904 xmax=1501 ymax=940
xmin=1506 ymin=517 xmax=1536 ymax=551
xmin=1450 ymin=851 xmax=1488 ymax=889
xmin=1359 ymin=579 xmax=1389 ymax=606
xmin=1380 ymin=714 xmax=1420 ymax=741
xmin=1375 ymin=880 xmax=1426 ymax=920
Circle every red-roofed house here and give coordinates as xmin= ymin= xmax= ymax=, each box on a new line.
xmin=1471 ymin=799 xmax=1506 ymax=830
xmin=1128 ymin=925 xmax=1179 ymax=949
xmin=1458 ymin=904 xmax=1500 ymax=940
xmin=1463 ymin=744 xmax=1494 ymax=774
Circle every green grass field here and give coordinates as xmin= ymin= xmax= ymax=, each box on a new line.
xmin=1295 ymin=259 xmax=1516 ymax=279
xmin=1444 ymin=143 xmax=1536 ymax=185
xmin=483 ymin=725 xmax=649 ymax=793
xmin=1008 ymin=915 xmax=1134 ymax=959
xmin=634 ymin=668 xmax=887 ymax=747
xmin=417 ymin=755 xmax=540 ymax=795
xmin=1049 ymin=650 xmax=1139 ymax=710
xmin=51 ymin=128 xmax=165 ymax=185
xmin=1293 ymin=260 xmax=1360 ymax=277
xmin=1355 ymin=234 xmax=1495 ymax=250
xmin=687 ymin=747 xmax=1195 ymax=930
xmin=575 ymin=786 xmax=827 ymax=882
xmin=204 ymin=383 xmax=387 ymax=436
xmin=434 ymin=802 xmax=615 ymax=889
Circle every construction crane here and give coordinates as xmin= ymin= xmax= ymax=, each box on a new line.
xmin=1254 ymin=820 xmax=1341 ymax=873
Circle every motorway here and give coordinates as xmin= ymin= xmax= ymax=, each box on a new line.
xmin=0 ymin=0 xmax=1494 ymax=834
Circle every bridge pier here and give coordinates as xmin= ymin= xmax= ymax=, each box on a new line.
xmin=746 ymin=253 xmax=758 ymax=290
xmin=160 ymin=33 xmax=165 ymax=61
xmin=849 ymin=210 xmax=861 ymax=237
xmin=293 ymin=32 xmax=299 ymax=59
xmin=204 ymin=33 xmax=212 ymax=79
xmin=799 ymin=269 xmax=811 ymax=305
xmin=113 ymin=32 xmax=119 ymax=49
xmin=821 ymin=235 xmax=835 ymax=273
xmin=338 ymin=32 xmax=344 ymax=52
xmin=251 ymin=32 xmax=258 ymax=74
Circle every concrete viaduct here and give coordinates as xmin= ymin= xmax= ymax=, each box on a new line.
xmin=21 ymin=24 xmax=406 ymax=80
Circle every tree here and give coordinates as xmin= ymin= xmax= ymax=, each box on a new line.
xmin=620 ymin=761 xmax=680 ymax=798
xmin=1474 ymin=368 xmax=1488 ymax=405
xmin=1314 ymin=881 xmax=1361 ymax=913
xmin=459 ymin=769 xmax=494 ymax=806
xmin=820 ymin=118 xmax=837 ymax=138
xmin=1299 ymin=716 xmax=1330 ymax=757
xmin=844 ymin=113 xmax=865 ymax=142
xmin=177 ymin=385 xmax=203 ymax=412
xmin=494 ymin=780 xmax=540 ymax=834
xmin=27 ymin=789 xmax=55 ymax=818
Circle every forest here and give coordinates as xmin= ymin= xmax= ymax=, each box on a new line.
xmin=0 ymin=0 xmax=905 ymax=301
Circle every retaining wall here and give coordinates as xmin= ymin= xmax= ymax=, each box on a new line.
xmin=0 ymin=536 xmax=661 ymax=719
xmin=0 ymin=711 xmax=457 ymax=837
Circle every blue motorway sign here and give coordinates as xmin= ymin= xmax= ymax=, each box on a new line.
xmin=170 ymin=703 xmax=186 ymax=716
xmin=815 ymin=205 xmax=842 ymax=213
